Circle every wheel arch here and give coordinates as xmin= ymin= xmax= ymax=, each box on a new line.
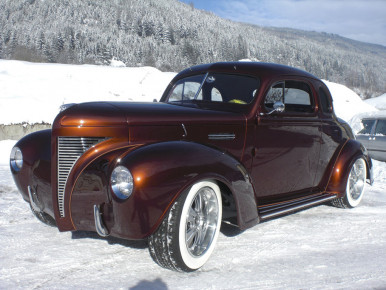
xmin=115 ymin=141 xmax=259 ymax=238
xmin=325 ymin=139 xmax=373 ymax=196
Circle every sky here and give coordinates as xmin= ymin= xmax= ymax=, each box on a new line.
xmin=179 ymin=0 xmax=386 ymax=47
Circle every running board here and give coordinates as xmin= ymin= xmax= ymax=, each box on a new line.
xmin=258 ymin=193 xmax=336 ymax=220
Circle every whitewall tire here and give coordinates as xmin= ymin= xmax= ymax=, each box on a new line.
xmin=148 ymin=180 xmax=222 ymax=271
xmin=332 ymin=158 xmax=367 ymax=208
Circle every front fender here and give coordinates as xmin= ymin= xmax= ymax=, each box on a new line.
xmin=326 ymin=139 xmax=373 ymax=195
xmin=107 ymin=141 xmax=258 ymax=239
xmin=10 ymin=129 xmax=54 ymax=217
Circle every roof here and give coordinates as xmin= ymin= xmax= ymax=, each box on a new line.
xmin=177 ymin=61 xmax=319 ymax=80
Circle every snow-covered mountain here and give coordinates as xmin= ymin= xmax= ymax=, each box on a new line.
xmin=1 ymin=0 xmax=385 ymax=98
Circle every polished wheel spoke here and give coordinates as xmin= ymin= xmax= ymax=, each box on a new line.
xmin=187 ymin=207 xmax=197 ymax=224
xmin=186 ymin=227 xmax=197 ymax=247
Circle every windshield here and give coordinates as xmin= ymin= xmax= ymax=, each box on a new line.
xmin=165 ymin=73 xmax=260 ymax=105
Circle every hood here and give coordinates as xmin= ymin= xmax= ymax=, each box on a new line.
xmin=58 ymin=101 xmax=244 ymax=127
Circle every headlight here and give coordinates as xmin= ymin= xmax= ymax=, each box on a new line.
xmin=111 ymin=166 xmax=134 ymax=199
xmin=10 ymin=147 xmax=23 ymax=171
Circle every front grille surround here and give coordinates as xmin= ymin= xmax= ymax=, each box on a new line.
xmin=57 ymin=137 xmax=106 ymax=217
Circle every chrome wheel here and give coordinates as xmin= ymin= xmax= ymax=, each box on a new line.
xmin=185 ymin=186 xmax=219 ymax=257
xmin=346 ymin=158 xmax=366 ymax=206
xmin=148 ymin=180 xmax=222 ymax=271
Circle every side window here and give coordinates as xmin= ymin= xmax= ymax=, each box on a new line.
xmin=168 ymin=74 xmax=204 ymax=102
xmin=375 ymin=120 xmax=386 ymax=136
xmin=284 ymin=81 xmax=313 ymax=113
xmin=358 ymin=119 xmax=376 ymax=135
xmin=169 ymin=82 xmax=202 ymax=101
xmin=319 ymin=88 xmax=332 ymax=113
xmin=264 ymin=82 xmax=284 ymax=110
xmin=264 ymin=81 xmax=313 ymax=113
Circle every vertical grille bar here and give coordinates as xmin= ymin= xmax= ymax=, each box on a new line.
xmin=57 ymin=137 xmax=106 ymax=217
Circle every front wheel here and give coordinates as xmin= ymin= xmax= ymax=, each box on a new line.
xmin=331 ymin=157 xmax=367 ymax=208
xmin=148 ymin=180 xmax=222 ymax=272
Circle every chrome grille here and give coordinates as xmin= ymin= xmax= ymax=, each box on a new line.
xmin=57 ymin=137 xmax=106 ymax=217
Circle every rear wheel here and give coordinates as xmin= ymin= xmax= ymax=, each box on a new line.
xmin=331 ymin=158 xmax=366 ymax=208
xmin=148 ymin=180 xmax=222 ymax=272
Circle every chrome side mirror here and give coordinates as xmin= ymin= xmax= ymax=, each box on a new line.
xmin=260 ymin=101 xmax=285 ymax=116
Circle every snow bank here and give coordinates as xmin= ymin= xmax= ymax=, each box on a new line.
xmin=0 ymin=60 xmax=176 ymax=125
xmin=109 ymin=58 xmax=126 ymax=68
xmin=0 ymin=140 xmax=16 ymax=165
xmin=1 ymin=60 xmax=383 ymax=135
xmin=323 ymin=80 xmax=377 ymax=121
xmin=365 ymin=93 xmax=386 ymax=111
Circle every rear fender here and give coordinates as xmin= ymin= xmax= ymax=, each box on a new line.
xmin=110 ymin=141 xmax=258 ymax=239
xmin=326 ymin=139 xmax=372 ymax=196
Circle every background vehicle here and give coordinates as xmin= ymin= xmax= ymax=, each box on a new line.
xmin=356 ymin=117 xmax=386 ymax=162
xmin=10 ymin=62 xmax=373 ymax=271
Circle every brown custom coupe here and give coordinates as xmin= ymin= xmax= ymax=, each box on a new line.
xmin=10 ymin=62 xmax=373 ymax=271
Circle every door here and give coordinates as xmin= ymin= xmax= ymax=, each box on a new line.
xmin=252 ymin=80 xmax=321 ymax=204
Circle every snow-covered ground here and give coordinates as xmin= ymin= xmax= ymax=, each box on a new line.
xmin=0 ymin=60 xmax=386 ymax=289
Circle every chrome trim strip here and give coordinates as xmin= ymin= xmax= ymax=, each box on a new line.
xmin=94 ymin=204 xmax=109 ymax=237
xmin=57 ymin=137 xmax=106 ymax=217
xmin=208 ymin=133 xmax=236 ymax=140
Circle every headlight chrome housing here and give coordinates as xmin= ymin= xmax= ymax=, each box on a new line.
xmin=10 ymin=147 xmax=23 ymax=172
xmin=111 ymin=166 xmax=134 ymax=200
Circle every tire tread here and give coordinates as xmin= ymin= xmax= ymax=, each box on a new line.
xmin=330 ymin=197 xmax=349 ymax=209
xmin=148 ymin=199 xmax=191 ymax=272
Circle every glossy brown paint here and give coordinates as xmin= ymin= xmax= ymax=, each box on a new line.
xmin=95 ymin=141 xmax=256 ymax=239
xmin=11 ymin=62 xmax=372 ymax=241
xmin=11 ymin=129 xmax=54 ymax=217
xmin=326 ymin=139 xmax=373 ymax=194
xmin=253 ymin=114 xmax=322 ymax=204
